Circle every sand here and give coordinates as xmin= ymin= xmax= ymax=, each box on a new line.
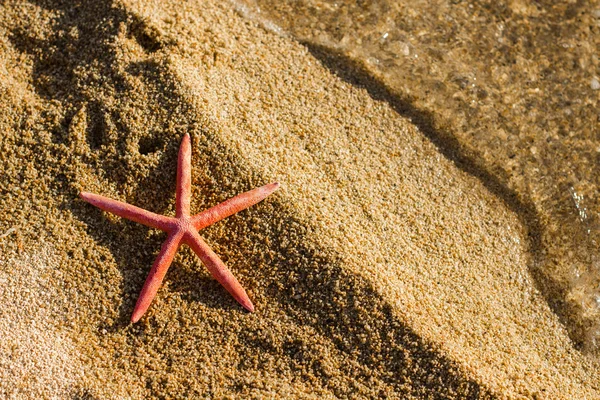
xmin=240 ymin=0 xmax=600 ymax=356
xmin=1 ymin=0 xmax=599 ymax=398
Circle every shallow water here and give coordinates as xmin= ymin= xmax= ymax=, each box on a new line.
xmin=234 ymin=0 xmax=600 ymax=354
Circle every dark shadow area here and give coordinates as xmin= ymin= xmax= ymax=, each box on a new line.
xmin=85 ymin=101 xmax=107 ymax=151
xmin=128 ymin=17 xmax=165 ymax=53
xmin=69 ymin=387 xmax=99 ymax=400
xmin=302 ymin=42 xmax=586 ymax=349
xmin=138 ymin=135 xmax=163 ymax=155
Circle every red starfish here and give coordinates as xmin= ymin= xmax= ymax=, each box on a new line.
xmin=80 ymin=134 xmax=279 ymax=323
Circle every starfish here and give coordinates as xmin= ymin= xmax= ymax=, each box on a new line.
xmin=80 ymin=134 xmax=279 ymax=323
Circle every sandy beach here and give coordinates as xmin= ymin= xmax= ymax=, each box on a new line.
xmin=1 ymin=0 xmax=600 ymax=398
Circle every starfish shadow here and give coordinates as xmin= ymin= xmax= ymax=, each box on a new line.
xmin=167 ymin=259 xmax=241 ymax=313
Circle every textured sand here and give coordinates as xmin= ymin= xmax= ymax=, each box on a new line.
xmin=240 ymin=0 xmax=600 ymax=355
xmin=1 ymin=0 xmax=599 ymax=398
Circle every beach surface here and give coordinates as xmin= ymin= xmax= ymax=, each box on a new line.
xmin=1 ymin=0 xmax=599 ymax=398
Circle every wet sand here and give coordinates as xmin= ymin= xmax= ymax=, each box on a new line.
xmin=1 ymin=0 xmax=599 ymax=398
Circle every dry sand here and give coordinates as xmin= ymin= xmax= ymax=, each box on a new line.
xmin=1 ymin=0 xmax=599 ymax=398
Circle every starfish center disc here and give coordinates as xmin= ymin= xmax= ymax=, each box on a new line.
xmin=176 ymin=217 xmax=194 ymax=233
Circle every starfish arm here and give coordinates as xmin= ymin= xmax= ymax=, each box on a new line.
xmin=184 ymin=230 xmax=255 ymax=312
xmin=176 ymin=133 xmax=192 ymax=218
xmin=80 ymin=192 xmax=175 ymax=232
xmin=191 ymin=182 xmax=280 ymax=230
xmin=131 ymin=230 xmax=184 ymax=323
